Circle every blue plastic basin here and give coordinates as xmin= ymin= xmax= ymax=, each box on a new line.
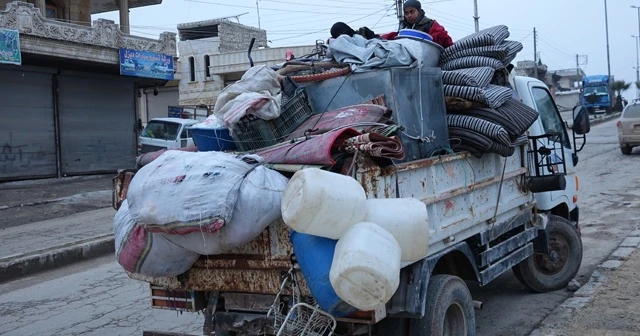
xmin=189 ymin=127 xmax=237 ymax=152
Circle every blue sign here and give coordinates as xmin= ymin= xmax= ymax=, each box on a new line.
xmin=168 ymin=106 xmax=182 ymax=118
xmin=0 ymin=29 xmax=21 ymax=65
xmin=119 ymin=48 xmax=174 ymax=80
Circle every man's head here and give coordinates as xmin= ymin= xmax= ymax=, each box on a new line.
xmin=331 ymin=22 xmax=356 ymax=39
xmin=403 ymin=0 xmax=422 ymax=24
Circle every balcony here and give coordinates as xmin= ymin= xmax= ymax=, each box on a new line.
xmin=0 ymin=1 xmax=176 ymax=65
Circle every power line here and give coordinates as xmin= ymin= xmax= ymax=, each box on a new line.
xmin=270 ymin=6 xmax=392 ymax=42
xmin=259 ymin=0 xmax=385 ymax=10
xmin=183 ymin=0 xmax=371 ymax=16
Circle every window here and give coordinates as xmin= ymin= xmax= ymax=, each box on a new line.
xmin=623 ymin=104 xmax=640 ymax=118
xmin=180 ymin=128 xmax=191 ymax=139
xmin=204 ymin=55 xmax=211 ymax=78
xmin=532 ymin=87 xmax=571 ymax=149
xmin=583 ymin=86 xmax=608 ymax=95
xmin=188 ymin=57 xmax=195 ymax=82
xmin=141 ymin=121 xmax=181 ymax=140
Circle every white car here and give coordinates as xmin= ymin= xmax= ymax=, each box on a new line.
xmin=138 ymin=118 xmax=198 ymax=154
xmin=617 ymin=102 xmax=640 ymax=155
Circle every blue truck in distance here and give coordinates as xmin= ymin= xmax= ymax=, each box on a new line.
xmin=581 ymin=75 xmax=613 ymax=113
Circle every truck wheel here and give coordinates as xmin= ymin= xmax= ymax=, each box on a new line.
xmin=408 ymin=275 xmax=475 ymax=336
xmin=621 ymin=146 xmax=632 ymax=155
xmin=512 ymin=215 xmax=582 ymax=293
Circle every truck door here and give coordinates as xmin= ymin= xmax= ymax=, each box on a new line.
xmin=528 ymin=83 xmax=577 ymax=213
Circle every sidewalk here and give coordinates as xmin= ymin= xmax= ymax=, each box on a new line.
xmin=532 ymin=233 xmax=640 ymax=336
xmin=0 ymin=200 xmax=115 ymax=283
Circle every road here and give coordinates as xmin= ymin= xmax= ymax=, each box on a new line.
xmin=474 ymin=118 xmax=640 ymax=335
xmin=0 ymin=120 xmax=636 ymax=336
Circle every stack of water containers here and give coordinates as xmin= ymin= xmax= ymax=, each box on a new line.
xmin=281 ymin=168 xmax=429 ymax=316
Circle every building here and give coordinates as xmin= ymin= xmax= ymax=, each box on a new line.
xmin=0 ymin=0 xmax=176 ymax=181
xmin=552 ymin=68 xmax=586 ymax=91
xmin=176 ymin=19 xmax=316 ymax=107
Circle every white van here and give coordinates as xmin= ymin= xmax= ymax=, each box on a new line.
xmin=138 ymin=118 xmax=199 ymax=154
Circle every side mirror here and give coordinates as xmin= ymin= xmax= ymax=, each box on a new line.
xmin=572 ymin=105 xmax=591 ymax=135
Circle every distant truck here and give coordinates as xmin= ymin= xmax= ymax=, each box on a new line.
xmin=581 ymin=75 xmax=613 ymax=114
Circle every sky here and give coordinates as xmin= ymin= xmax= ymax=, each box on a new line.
xmin=93 ymin=0 xmax=640 ymax=101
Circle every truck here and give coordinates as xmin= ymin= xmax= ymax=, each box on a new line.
xmin=581 ymin=75 xmax=613 ymax=114
xmin=112 ymin=73 xmax=591 ymax=336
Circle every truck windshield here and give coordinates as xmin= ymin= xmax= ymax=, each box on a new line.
xmin=532 ymin=87 xmax=571 ymax=149
xmin=141 ymin=121 xmax=181 ymax=140
xmin=583 ymin=86 xmax=608 ymax=95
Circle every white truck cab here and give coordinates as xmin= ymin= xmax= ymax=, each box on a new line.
xmin=512 ymin=75 xmax=589 ymax=227
xmin=138 ymin=117 xmax=199 ymax=154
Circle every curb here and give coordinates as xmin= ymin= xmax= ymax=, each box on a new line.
xmin=529 ymin=227 xmax=640 ymax=336
xmin=0 ymin=234 xmax=115 ymax=283
xmin=588 ymin=112 xmax=620 ymax=127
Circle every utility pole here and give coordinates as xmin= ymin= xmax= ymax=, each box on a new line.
xmin=256 ymin=0 xmax=261 ymax=29
xmin=473 ymin=0 xmax=479 ymax=32
xmin=604 ymin=0 xmax=611 ymax=89
xmin=634 ymin=36 xmax=640 ymax=99
xmin=533 ymin=27 xmax=538 ymax=80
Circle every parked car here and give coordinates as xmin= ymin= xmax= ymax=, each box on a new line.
xmin=617 ymin=102 xmax=640 ymax=155
xmin=138 ymin=118 xmax=198 ymax=154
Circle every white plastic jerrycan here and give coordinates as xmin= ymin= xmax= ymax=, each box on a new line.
xmin=281 ymin=168 xmax=367 ymax=239
xmin=329 ymin=222 xmax=402 ymax=311
xmin=364 ymin=198 xmax=429 ymax=262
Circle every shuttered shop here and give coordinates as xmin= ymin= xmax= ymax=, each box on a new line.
xmin=0 ymin=66 xmax=57 ymax=180
xmin=0 ymin=66 xmax=138 ymax=181
xmin=57 ymin=73 xmax=136 ymax=175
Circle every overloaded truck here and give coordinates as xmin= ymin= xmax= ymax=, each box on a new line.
xmin=112 ymin=25 xmax=592 ymax=335
xmin=112 ymin=73 xmax=591 ymax=336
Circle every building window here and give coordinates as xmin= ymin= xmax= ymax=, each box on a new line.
xmin=189 ymin=57 xmax=195 ymax=82
xmin=204 ymin=55 xmax=211 ymax=78
xmin=45 ymin=3 xmax=58 ymax=19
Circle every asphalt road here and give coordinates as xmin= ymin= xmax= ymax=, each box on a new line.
xmin=474 ymin=119 xmax=640 ymax=335
xmin=0 ymin=120 xmax=636 ymax=336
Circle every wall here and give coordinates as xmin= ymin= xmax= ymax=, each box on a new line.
xmin=218 ymin=21 xmax=267 ymax=53
xmin=1 ymin=0 xmax=90 ymax=24
xmin=138 ymin=87 xmax=180 ymax=124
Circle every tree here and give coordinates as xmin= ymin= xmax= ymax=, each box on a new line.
xmin=611 ymin=80 xmax=631 ymax=96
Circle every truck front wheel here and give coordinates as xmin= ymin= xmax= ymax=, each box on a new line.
xmin=408 ymin=275 xmax=475 ymax=336
xmin=512 ymin=215 xmax=583 ymax=292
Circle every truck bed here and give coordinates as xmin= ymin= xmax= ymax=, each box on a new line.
xmin=117 ymin=144 xmax=531 ymax=295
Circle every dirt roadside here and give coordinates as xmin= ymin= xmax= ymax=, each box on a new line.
xmin=547 ymin=249 xmax=640 ymax=335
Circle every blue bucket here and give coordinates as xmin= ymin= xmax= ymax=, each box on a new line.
xmin=290 ymin=231 xmax=358 ymax=317
xmin=189 ymin=127 xmax=237 ymax=152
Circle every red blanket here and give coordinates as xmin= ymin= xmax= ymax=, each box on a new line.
xmin=256 ymin=128 xmax=361 ymax=165
xmin=286 ymin=104 xmax=389 ymax=140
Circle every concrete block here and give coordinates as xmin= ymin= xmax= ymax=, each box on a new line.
xmin=620 ymin=237 xmax=640 ymax=248
xmin=611 ymin=247 xmax=635 ymax=260
xmin=599 ymin=260 xmax=623 ymax=269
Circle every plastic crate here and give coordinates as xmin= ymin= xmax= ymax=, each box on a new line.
xmin=231 ymin=88 xmax=314 ymax=152
xmin=270 ymin=88 xmax=314 ymax=139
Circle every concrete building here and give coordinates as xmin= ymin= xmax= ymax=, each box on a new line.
xmin=0 ymin=1 xmax=176 ymax=181
xmin=552 ymin=68 xmax=586 ymax=91
xmin=176 ymin=19 xmax=316 ymax=107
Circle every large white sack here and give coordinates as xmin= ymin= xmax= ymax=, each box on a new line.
xmin=114 ymin=200 xmax=200 ymax=277
xmin=212 ymin=65 xmax=282 ymax=131
xmin=127 ymin=151 xmax=263 ymax=235
xmin=165 ymin=165 xmax=289 ymax=255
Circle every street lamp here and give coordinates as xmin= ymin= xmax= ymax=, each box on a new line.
xmin=633 ymin=35 xmax=640 ymax=99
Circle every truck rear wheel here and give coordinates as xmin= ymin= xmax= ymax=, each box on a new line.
xmin=512 ymin=215 xmax=582 ymax=292
xmin=408 ymin=275 xmax=475 ymax=336
xmin=621 ymin=146 xmax=632 ymax=155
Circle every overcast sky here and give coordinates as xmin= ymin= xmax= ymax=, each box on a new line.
xmin=94 ymin=0 xmax=640 ymax=100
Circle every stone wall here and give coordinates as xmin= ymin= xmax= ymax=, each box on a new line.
xmin=218 ymin=21 xmax=267 ymax=53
